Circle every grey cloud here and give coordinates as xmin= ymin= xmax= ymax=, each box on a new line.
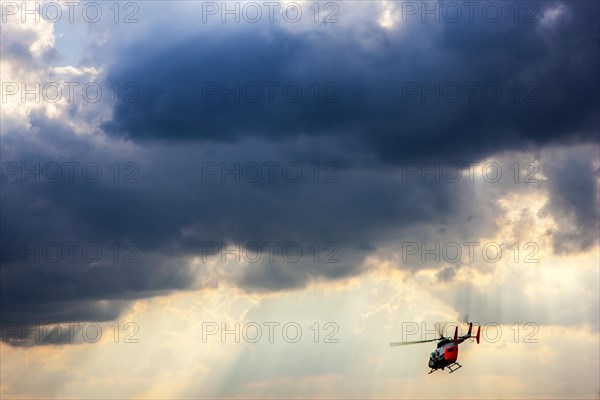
xmin=540 ymin=145 xmax=600 ymax=253
xmin=2 ymin=0 xmax=598 ymax=344
xmin=103 ymin=1 xmax=598 ymax=165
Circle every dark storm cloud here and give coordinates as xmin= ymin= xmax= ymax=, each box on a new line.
xmin=0 ymin=115 xmax=200 ymax=330
xmin=103 ymin=1 xmax=599 ymax=164
xmin=541 ymin=146 xmax=600 ymax=253
xmin=2 ymin=1 xmax=599 ymax=343
xmin=3 ymin=110 xmax=498 ymax=336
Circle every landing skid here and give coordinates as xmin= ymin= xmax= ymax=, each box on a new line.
xmin=447 ymin=362 xmax=462 ymax=373
xmin=428 ymin=362 xmax=463 ymax=374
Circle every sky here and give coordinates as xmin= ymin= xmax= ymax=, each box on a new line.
xmin=0 ymin=0 xmax=599 ymax=398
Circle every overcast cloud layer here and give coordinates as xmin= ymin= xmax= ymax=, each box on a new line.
xmin=1 ymin=0 xmax=598 ymax=359
xmin=1 ymin=1 xmax=599 ymax=398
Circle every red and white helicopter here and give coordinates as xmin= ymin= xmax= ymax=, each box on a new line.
xmin=389 ymin=322 xmax=481 ymax=374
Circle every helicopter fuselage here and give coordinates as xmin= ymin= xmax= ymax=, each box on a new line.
xmin=428 ymin=339 xmax=459 ymax=370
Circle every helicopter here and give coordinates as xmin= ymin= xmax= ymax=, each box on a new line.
xmin=389 ymin=322 xmax=481 ymax=374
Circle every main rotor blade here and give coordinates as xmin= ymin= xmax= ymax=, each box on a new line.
xmin=389 ymin=338 xmax=438 ymax=347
